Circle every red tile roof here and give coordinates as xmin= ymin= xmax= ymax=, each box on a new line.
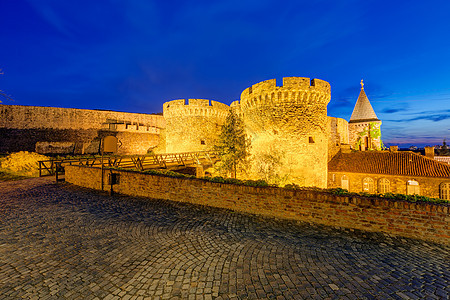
xmin=328 ymin=151 xmax=450 ymax=178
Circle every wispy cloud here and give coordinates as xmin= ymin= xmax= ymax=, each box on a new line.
xmin=385 ymin=109 xmax=450 ymax=122
xmin=381 ymin=103 xmax=410 ymax=114
xmin=382 ymin=108 xmax=403 ymax=113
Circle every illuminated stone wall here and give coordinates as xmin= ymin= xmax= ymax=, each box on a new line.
xmin=236 ymin=77 xmax=331 ymax=188
xmin=328 ymin=116 xmax=349 ymax=161
xmin=163 ymin=99 xmax=229 ymax=153
xmin=348 ymin=120 xmax=382 ymax=150
xmin=0 ymin=105 xmax=165 ymax=154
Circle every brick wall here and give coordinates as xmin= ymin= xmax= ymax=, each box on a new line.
xmin=328 ymin=171 xmax=450 ymax=199
xmin=66 ymin=165 xmax=450 ymax=245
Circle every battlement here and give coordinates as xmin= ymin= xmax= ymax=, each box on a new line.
xmin=163 ymin=99 xmax=230 ymax=119
xmin=240 ymin=77 xmax=331 ymax=111
xmin=242 ymin=77 xmax=330 ymax=95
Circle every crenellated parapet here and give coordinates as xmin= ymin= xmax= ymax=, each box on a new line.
xmin=163 ymin=99 xmax=230 ymax=153
xmin=163 ymin=99 xmax=229 ymax=119
xmin=240 ymin=77 xmax=330 ymax=112
xmin=239 ymin=77 xmax=332 ymax=188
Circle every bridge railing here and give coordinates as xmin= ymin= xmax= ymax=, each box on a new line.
xmin=38 ymin=151 xmax=219 ymax=178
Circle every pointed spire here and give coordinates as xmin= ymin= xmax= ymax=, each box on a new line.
xmin=349 ymin=80 xmax=379 ymax=123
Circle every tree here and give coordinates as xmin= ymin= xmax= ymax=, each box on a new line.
xmin=214 ymin=109 xmax=251 ymax=178
xmin=0 ymin=69 xmax=13 ymax=103
xmin=437 ymin=139 xmax=450 ymax=156
xmin=253 ymin=145 xmax=290 ymax=185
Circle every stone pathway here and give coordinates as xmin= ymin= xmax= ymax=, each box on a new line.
xmin=0 ymin=177 xmax=449 ymax=299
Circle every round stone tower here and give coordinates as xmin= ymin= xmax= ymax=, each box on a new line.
xmin=238 ymin=77 xmax=331 ymax=187
xmin=163 ymin=99 xmax=229 ymax=153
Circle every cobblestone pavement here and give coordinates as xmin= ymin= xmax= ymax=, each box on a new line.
xmin=0 ymin=178 xmax=449 ymax=299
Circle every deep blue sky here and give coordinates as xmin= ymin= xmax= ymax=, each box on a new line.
xmin=1 ymin=0 xmax=449 ymax=147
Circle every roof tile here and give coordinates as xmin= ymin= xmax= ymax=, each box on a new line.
xmin=328 ymin=151 xmax=450 ymax=178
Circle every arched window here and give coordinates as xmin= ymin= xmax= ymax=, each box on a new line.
xmin=379 ymin=178 xmax=391 ymax=194
xmin=363 ymin=177 xmax=374 ymax=193
xmin=440 ymin=182 xmax=450 ymax=200
xmin=406 ymin=180 xmax=420 ymax=195
xmin=341 ymin=175 xmax=349 ymax=190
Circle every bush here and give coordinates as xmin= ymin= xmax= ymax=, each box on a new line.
xmin=0 ymin=151 xmax=50 ymax=177
xmin=107 ymin=167 xmax=449 ymax=204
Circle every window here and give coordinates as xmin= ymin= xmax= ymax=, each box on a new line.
xmin=341 ymin=175 xmax=349 ymax=190
xmin=406 ymin=180 xmax=420 ymax=195
xmin=379 ymin=178 xmax=390 ymax=194
xmin=200 ymin=140 xmax=206 ymax=145
xmin=309 ymin=136 xmax=315 ymax=143
xmin=440 ymin=182 xmax=450 ymax=200
xmin=363 ymin=177 xmax=374 ymax=193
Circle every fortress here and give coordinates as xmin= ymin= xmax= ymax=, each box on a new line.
xmin=0 ymin=77 xmax=382 ymax=188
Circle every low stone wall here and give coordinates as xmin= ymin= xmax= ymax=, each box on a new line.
xmin=65 ymin=165 xmax=450 ymax=245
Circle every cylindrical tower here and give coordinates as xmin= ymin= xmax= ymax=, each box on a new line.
xmin=239 ymin=77 xmax=331 ymax=187
xmin=163 ymin=99 xmax=229 ymax=153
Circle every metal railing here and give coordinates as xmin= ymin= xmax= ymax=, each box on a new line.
xmin=38 ymin=151 xmax=219 ymax=179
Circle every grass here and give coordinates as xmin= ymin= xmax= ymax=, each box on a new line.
xmin=0 ymin=170 xmax=30 ymax=182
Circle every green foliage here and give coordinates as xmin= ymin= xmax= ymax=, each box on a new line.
xmin=253 ymin=146 xmax=290 ymax=185
xmin=327 ymin=188 xmax=351 ymax=195
xmin=213 ymin=109 xmax=251 ymax=178
xmin=243 ymin=179 xmax=270 ymax=187
xmin=108 ymin=166 xmax=449 ymax=204
xmin=353 ymin=122 xmax=383 ymax=151
xmin=284 ymin=183 xmax=301 ymax=190
xmin=143 ymin=169 xmax=196 ymax=179
xmin=381 ymin=193 xmax=448 ymax=204
xmin=369 ymin=122 xmax=381 ymax=140
xmin=0 ymin=170 xmax=30 ymax=182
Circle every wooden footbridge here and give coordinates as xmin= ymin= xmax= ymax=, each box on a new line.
xmin=38 ymin=151 xmax=219 ymax=180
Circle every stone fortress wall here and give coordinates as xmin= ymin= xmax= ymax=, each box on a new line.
xmin=1 ymin=76 xmax=354 ymax=188
xmin=234 ymin=77 xmax=332 ymax=188
xmin=163 ymin=99 xmax=229 ymax=153
xmin=0 ymin=105 xmax=165 ymax=154
xmin=328 ymin=116 xmax=349 ymax=160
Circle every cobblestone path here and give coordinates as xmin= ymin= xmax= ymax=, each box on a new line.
xmin=0 ymin=178 xmax=449 ymax=299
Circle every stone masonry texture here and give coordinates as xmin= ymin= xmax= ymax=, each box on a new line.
xmin=238 ymin=77 xmax=331 ymax=188
xmin=0 ymin=105 xmax=165 ymax=154
xmin=1 ymin=177 xmax=449 ymax=299
xmin=66 ymin=166 xmax=450 ymax=245
xmin=163 ymin=99 xmax=229 ymax=153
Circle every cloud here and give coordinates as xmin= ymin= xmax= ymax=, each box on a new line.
xmin=382 ymin=108 xmax=403 ymax=113
xmin=411 ymin=114 xmax=450 ymax=122
xmin=381 ymin=103 xmax=411 ymax=114
xmin=385 ymin=109 xmax=450 ymax=122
